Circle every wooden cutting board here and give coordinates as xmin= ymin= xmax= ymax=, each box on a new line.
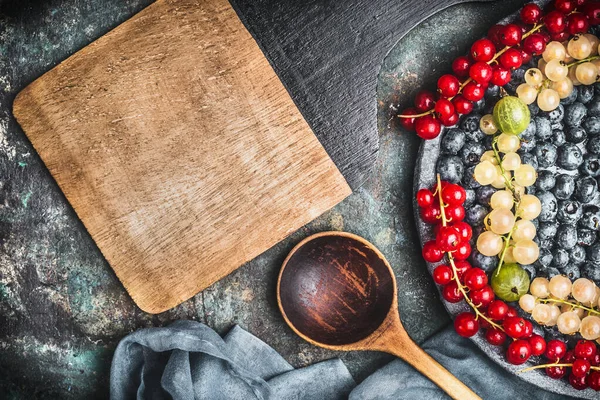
xmin=12 ymin=0 xmax=351 ymax=314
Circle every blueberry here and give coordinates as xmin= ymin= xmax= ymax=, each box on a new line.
xmin=469 ymin=249 xmax=497 ymax=273
xmin=441 ymin=128 xmax=466 ymax=155
xmin=538 ymin=222 xmax=558 ymax=239
xmin=459 ymin=114 xmax=485 ymax=141
xmin=557 ymin=143 xmax=584 ymax=170
xmin=571 ymin=245 xmax=587 ymax=265
xmin=459 ymin=141 xmax=486 ymax=167
xmin=535 ymin=237 xmax=554 ymax=250
xmin=575 ymin=176 xmax=598 ymax=203
xmin=587 ymin=96 xmax=600 ymax=117
xmin=475 ymin=186 xmax=496 ymax=206
xmin=538 ymin=191 xmax=558 ymax=222
xmin=529 ymin=102 xmax=541 ymax=117
xmin=512 ymin=67 xmax=526 ymax=83
xmin=584 ymin=116 xmax=600 ymax=136
xmin=577 ymin=85 xmax=595 ymax=104
xmin=561 ymin=86 xmax=578 ymax=105
xmin=520 ymin=122 xmax=537 ymax=141
xmin=551 ymin=121 xmax=564 ymax=132
xmin=564 ymin=102 xmax=588 ymax=127
xmin=541 ymin=266 xmax=562 ymax=279
xmin=561 ymin=264 xmax=581 ymax=281
xmin=472 ymin=99 xmax=485 ymax=114
xmin=534 ymin=142 xmax=557 ymax=168
xmin=465 ymin=204 xmax=488 ymax=226
xmin=587 ymin=244 xmax=600 ymax=263
xmin=580 ymin=154 xmax=600 ymax=177
xmin=463 ymin=166 xmax=481 ymax=190
xmin=485 ymin=85 xmax=500 ymax=101
xmin=552 ymin=174 xmax=576 ymax=200
xmin=437 ymin=156 xmax=464 ymax=184
xmin=537 ymin=248 xmax=553 ymax=267
xmin=464 ymin=189 xmax=476 ymax=208
xmin=521 ymin=264 xmax=536 ymax=281
xmin=588 ymin=136 xmax=600 ymax=154
xmin=581 ymin=264 xmax=600 ymax=284
xmin=553 ymin=129 xmax=567 ymax=146
xmin=536 ymin=170 xmax=556 ymax=192
xmin=578 ymin=228 xmax=597 ymax=246
xmin=565 ymin=126 xmax=587 ymax=143
xmin=535 ymin=116 xmax=553 ymax=140
xmin=579 ymin=208 xmax=600 ymax=230
xmin=519 ymin=152 xmax=538 ymax=169
xmin=552 ymin=247 xmax=570 ymax=269
xmin=526 ymin=186 xmax=537 ymax=195
xmin=557 ymin=200 xmax=583 ymax=223
xmin=519 ymin=137 xmax=537 ymax=153
xmin=555 ymin=224 xmax=578 ymax=249
xmin=548 ymin=104 xmax=565 ymax=124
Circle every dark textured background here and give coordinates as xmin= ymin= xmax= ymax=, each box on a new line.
xmin=0 ymin=0 xmax=523 ymax=398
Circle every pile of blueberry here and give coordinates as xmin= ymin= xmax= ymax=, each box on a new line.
xmin=437 ymin=62 xmax=600 ymax=291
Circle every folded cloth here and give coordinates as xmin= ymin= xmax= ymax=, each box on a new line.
xmin=110 ymin=320 xmax=355 ymax=400
xmin=111 ymin=321 xmax=582 ymax=400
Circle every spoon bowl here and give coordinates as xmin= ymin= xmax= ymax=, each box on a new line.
xmin=278 ymin=231 xmax=480 ymax=400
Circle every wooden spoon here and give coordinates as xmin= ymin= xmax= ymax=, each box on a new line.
xmin=277 ymin=231 xmax=481 ymax=400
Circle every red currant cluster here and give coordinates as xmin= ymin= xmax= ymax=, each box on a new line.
xmin=400 ymin=0 xmax=600 ymax=140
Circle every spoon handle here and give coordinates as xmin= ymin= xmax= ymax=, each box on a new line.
xmin=385 ymin=337 xmax=481 ymax=400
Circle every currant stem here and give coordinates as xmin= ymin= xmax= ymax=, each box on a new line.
xmin=398 ymin=109 xmax=434 ymax=118
xmin=519 ymin=363 xmax=600 ymax=374
xmin=538 ymin=297 xmax=600 ymax=316
xmin=435 ymin=174 xmax=504 ymax=331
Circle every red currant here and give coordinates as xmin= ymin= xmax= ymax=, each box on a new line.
xmin=437 ymin=74 xmax=460 ymax=97
xmin=469 ymin=61 xmax=492 ymax=85
xmin=433 ymin=264 xmax=453 ymax=285
xmin=416 ymin=188 xmax=434 ymax=208
xmin=550 ymin=31 xmax=569 ymax=42
xmin=538 ymin=30 xmax=551 ymax=44
xmin=485 ymin=328 xmax=507 ymax=346
xmin=434 ymin=98 xmax=455 ymax=121
xmin=574 ymin=340 xmax=597 ymax=361
xmin=453 ymin=221 xmax=472 ymax=242
xmin=420 ymin=205 xmax=440 ymax=224
xmin=463 ymin=268 xmax=488 ymax=291
xmin=488 ymin=24 xmax=504 ymax=47
xmin=452 ymin=56 xmax=472 ymax=78
xmin=452 ymin=95 xmax=473 ymax=115
xmin=490 ymin=65 xmax=511 ymax=86
xmin=453 ymin=241 xmax=471 ymax=261
xmin=436 ymin=226 xmax=461 ymax=252
xmin=445 ymin=204 xmax=465 ymax=222
xmin=454 ymin=312 xmax=479 ymax=337
xmin=555 ymin=0 xmax=576 ymax=14
xmin=440 ymin=112 xmax=459 ymax=127
xmin=414 ymin=90 xmax=436 ymax=112
xmin=585 ymin=2 xmax=600 ymax=25
xmin=422 ymin=240 xmax=444 ymax=262
xmin=546 ymin=365 xmax=567 ymax=379
xmin=518 ymin=47 xmax=533 ymax=64
xmin=528 ymin=334 xmax=546 ymax=356
xmin=592 ymin=353 xmax=600 ymax=367
xmin=470 ymin=285 xmax=494 ymax=308
xmin=462 ymin=82 xmax=485 ymax=102
xmin=505 ymin=306 xmax=518 ymax=319
xmin=486 ymin=299 xmax=508 ymax=321
xmin=399 ymin=108 xmax=418 ymax=131
xmin=544 ymin=11 xmax=566 ymax=33
xmin=503 ymin=316 xmax=527 ymax=338
xmin=442 ymin=281 xmax=463 ymax=303
xmin=441 ymin=183 xmax=466 ymax=206
xmin=569 ymin=373 xmax=588 ymax=390
xmin=453 ymin=260 xmax=471 ymax=278
xmin=471 ymin=38 xmax=496 ymax=62
xmin=545 ymin=340 xmax=567 ymax=362
xmin=589 ymin=371 xmax=600 ymax=391
xmin=521 ymin=319 xmax=533 ymax=338
xmin=499 ymin=24 xmax=522 ymax=46
xmin=498 ymin=48 xmax=523 ymax=69
xmin=506 ymin=340 xmax=532 ymax=365
xmin=415 ymin=115 xmax=442 ymax=140
xmin=567 ymin=13 xmax=589 ymax=35
xmin=572 ymin=359 xmax=591 ymax=378
xmin=522 ymin=33 xmax=546 ymax=55
xmin=564 ymin=350 xmax=576 ymax=364
xmin=521 ymin=3 xmax=542 ymax=25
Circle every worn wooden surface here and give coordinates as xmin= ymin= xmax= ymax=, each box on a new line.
xmin=0 ymin=0 xmax=524 ymax=398
xmin=13 ymin=0 xmax=350 ymax=313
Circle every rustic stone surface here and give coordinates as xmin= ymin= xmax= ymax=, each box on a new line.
xmin=0 ymin=0 xmax=522 ymax=398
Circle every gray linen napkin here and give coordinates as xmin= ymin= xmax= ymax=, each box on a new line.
xmin=111 ymin=321 xmax=582 ymax=400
